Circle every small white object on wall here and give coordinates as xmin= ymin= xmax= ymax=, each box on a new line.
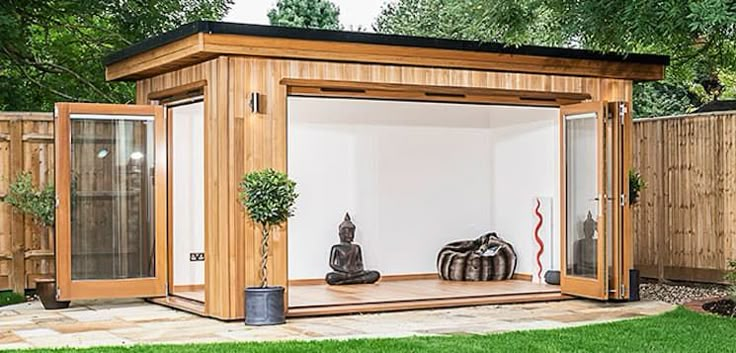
xmin=532 ymin=197 xmax=553 ymax=283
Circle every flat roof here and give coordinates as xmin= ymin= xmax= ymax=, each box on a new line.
xmin=104 ymin=21 xmax=669 ymax=67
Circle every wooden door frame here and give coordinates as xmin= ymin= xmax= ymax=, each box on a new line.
xmin=621 ymin=102 xmax=633 ymax=299
xmin=558 ymin=101 xmax=609 ymax=300
xmin=54 ymin=103 xmax=167 ymax=300
xmin=609 ymin=101 xmax=633 ymax=299
xmin=279 ymin=79 xmax=625 ymax=312
xmin=147 ymin=80 xmax=208 ymax=296
xmin=142 ymin=80 xmax=209 ymax=317
xmin=161 ymin=94 xmax=206 ymax=302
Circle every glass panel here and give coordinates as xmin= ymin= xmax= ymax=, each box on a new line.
xmin=70 ymin=114 xmax=155 ymax=280
xmin=565 ymin=112 xmax=599 ymax=278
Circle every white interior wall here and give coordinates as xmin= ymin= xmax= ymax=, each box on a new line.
xmin=171 ymin=101 xmax=205 ymax=286
xmin=488 ymin=114 xmax=561 ymax=275
xmin=287 ymin=97 xmax=560 ymax=279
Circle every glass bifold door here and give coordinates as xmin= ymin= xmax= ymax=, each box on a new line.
xmin=55 ymin=103 xmax=166 ymax=300
xmin=560 ymin=101 xmax=631 ymax=300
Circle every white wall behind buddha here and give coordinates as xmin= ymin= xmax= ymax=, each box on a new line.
xmin=171 ymin=101 xmax=205 ymax=286
xmin=287 ymin=97 xmax=560 ymax=279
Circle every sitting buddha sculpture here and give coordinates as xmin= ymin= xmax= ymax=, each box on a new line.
xmin=572 ymin=211 xmax=598 ymax=276
xmin=325 ymin=213 xmax=381 ymax=285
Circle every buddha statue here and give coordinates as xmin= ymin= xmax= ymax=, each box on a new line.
xmin=325 ymin=213 xmax=380 ymax=285
xmin=572 ymin=211 xmax=597 ymax=276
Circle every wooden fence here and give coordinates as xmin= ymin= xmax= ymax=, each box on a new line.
xmin=633 ymin=111 xmax=736 ymax=283
xmin=0 ymin=112 xmax=55 ymax=293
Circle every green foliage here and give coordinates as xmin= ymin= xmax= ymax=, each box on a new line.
xmin=239 ymin=169 xmax=298 ymax=228
xmin=1 ymin=172 xmax=55 ymax=227
xmin=0 ymin=291 xmax=25 ymax=307
xmin=727 ymin=259 xmax=736 ymax=300
xmin=374 ymin=0 xmax=560 ymax=45
xmin=374 ymin=0 xmax=736 ymax=117
xmin=268 ymin=0 xmax=341 ymax=30
xmin=633 ymin=82 xmax=697 ymax=118
xmin=628 ymin=169 xmax=646 ymax=205
xmin=720 ymin=70 xmax=736 ymax=101
xmin=0 ymin=0 xmax=232 ymax=111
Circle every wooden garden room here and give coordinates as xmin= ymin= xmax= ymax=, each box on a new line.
xmin=51 ymin=21 xmax=668 ymax=320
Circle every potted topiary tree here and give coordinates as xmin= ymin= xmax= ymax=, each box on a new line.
xmin=238 ymin=168 xmax=297 ymax=325
xmin=0 ymin=171 xmax=68 ymax=309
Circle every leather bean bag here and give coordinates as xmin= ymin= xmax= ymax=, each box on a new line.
xmin=437 ymin=232 xmax=517 ymax=281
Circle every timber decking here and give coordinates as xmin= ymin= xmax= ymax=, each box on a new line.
xmin=287 ymin=279 xmax=567 ymax=317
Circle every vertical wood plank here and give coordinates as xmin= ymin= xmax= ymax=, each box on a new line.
xmin=9 ymin=118 xmax=25 ymax=294
xmin=725 ymin=114 xmax=736 ymax=264
xmin=54 ymin=104 xmax=71 ymax=298
xmin=658 ymin=120 xmax=667 ymax=280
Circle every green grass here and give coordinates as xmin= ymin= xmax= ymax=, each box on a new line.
xmin=0 ymin=291 xmax=25 ymax=307
xmin=10 ymin=307 xmax=736 ymax=352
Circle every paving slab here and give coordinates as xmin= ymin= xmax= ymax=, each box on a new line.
xmin=0 ymin=299 xmax=674 ymax=349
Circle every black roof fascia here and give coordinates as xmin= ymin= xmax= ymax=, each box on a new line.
xmin=104 ymin=21 xmax=670 ymax=67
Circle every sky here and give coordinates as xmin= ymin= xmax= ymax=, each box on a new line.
xmin=223 ymin=0 xmax=390 ymax=31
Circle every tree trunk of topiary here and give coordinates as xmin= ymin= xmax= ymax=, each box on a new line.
xmin=260 ymin=223 xmax=269 ymax=288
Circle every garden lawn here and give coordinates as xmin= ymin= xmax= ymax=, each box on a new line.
xmin=0 ymin=291 xmax=24 ymax=307
xmin=10 ymin=307 xmax=736 ymax=353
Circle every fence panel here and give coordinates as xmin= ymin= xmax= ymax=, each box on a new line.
xmin=0 ymin=112 xmax=54 ymax=292
xmin=634 ymin=111 xmax=736 ymax=283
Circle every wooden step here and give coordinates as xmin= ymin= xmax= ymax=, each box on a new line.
xmin=148 ymin=296 xmax=206 ymax=317
xmin=286 ymin=292 xmax=573 ymax=318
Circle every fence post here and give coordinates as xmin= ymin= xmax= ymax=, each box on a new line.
xmin=656 ymin=120 xmax=666 ymax=281
xmin=9 ymin=117 xmax=25 ymax=294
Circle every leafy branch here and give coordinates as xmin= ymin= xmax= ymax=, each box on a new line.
xmin=1 ymin=172 xmax=55 ymax=228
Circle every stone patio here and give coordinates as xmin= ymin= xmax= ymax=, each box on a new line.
xmin=0 ymin=299 xmax=674 ymax=350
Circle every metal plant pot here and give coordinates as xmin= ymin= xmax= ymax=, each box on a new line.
xmin=544 ymin=270 xmax=561 ymax=285
xmin=36 ymin=279 xmax=70 ymax=310
xmin=629 ymin=269 xmax=641 ymax=301
xmin=244 ymin=286 xmax=285 ymax=325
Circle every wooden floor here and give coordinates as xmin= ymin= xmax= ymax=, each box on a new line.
xmin=150 ymin=279 xmax=570 ymax=319
xmin=288 ymin=279 xmax=569 ymax=317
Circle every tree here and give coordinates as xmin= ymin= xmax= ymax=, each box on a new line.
xmin=239 ymin=169 xmax=298 ymax=288
xmin=0 ymin=0 xmax=233 ymax=111
xmin=375 ymin=0 xmax=561 ymax=45
xmin=374 ymin=0 xmax=736 ymax=117
xmin=268 ymin=0 xmax=341 ymax=30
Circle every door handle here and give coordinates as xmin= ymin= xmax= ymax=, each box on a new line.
xmin=591 ymin=195 xmax=613 ymax=201
xmin=591 ymin=194 xmax=608 ymax=217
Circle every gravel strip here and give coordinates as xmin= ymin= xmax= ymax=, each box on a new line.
xmin=641 ymin=281 xmax=730 ymax=305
